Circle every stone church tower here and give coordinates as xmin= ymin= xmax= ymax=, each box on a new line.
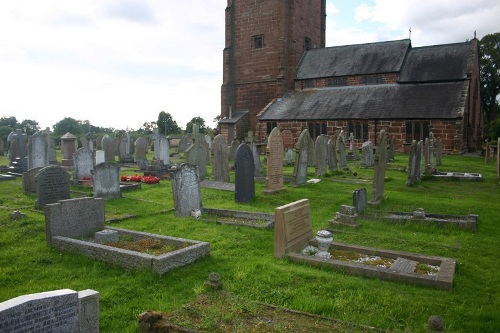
xmin=220 ymin=0 xmax=326 ymax=141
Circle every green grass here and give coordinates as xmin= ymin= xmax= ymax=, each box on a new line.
xmin=0 ymin=151 xmax=499 ymax=332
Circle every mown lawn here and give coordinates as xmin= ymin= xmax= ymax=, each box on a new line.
xmin=0 ymin=151 xmax=499 ymax=332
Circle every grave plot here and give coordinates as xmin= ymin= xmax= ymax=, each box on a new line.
xmin=275 ymin=199 xmax=456 ymax=290
xmin=45 ymin=197 xmax=209 ymax=275
xmin=431 ymin=172 xmax=483 ymax=181
xmin=201 ymin=207 xmax=274 ymax=229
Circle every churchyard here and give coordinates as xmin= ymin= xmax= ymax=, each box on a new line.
xmin=0 ymin=138 xmax=499 ymax=332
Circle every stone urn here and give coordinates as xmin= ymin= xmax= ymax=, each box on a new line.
xmin=315 ymin=230 xmax=333 ymax=259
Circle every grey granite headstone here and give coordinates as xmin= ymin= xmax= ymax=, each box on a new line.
xmin=101 ymin=135 xmax=114 ymax=162
xmin=212 ymin=134 xmax=230 ymax=182
xmin=171 ymin=164 xmax=202 ymax=217
xmin=314 ymin=134 xmax=328 ymax=177
xmin=234 ymin=143 xmax=255 ymax=202
xmin=78 ymin=289 xmax=100 ymax=333
xmin=327 ymin=135 xmax=338 ymax=172
xmin=135 ymin=137 xmax=149 ymax=170
xmin=369 ymin=130 xmax=387 ymax=205
xmin=353 ymin=188 xmax=367 ymax=215
xmin=264 ymin=127 xmax=284 ymax=193
xmin=35 ymin=166 xmax=71 ymax=209
xmin=22 ymin=167 xmax=43 ymax=194
xmin=92 ymin=162 xmax=121 ymax=199
xmin=73 ymin=147 xmax=94 ymax=185
xmin=28 ymin=132 xmax=50 ymax=169
xmin=293 ymin=129 xmax=314 ymax=186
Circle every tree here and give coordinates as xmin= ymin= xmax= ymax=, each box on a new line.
xmin=480 ymin=32 xmax=500 ymax=137
xmin=0 ymin=116 xmax=18 ymax=129
xmin=19 ymin=119 xmax=40 ymax=135
xmin=52 ymin=117 xmax=83 ymax=136
xmin=138 ymin=121 xmax=157 ymax=135
xmin=157 ymin=111 xmax=181 ymax=135
xmin=186 ymin=117 xmax=206 ymax=134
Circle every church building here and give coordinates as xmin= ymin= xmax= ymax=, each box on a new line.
xmin=219 ymin=0 xmax=482 ymax=153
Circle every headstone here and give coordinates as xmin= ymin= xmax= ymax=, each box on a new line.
xmin=436 ymin=137 xmax=442 ymax=166
xmin=35 ymin=166 xmax=71 ymax=209
xmin=0 ymin=139 xmax=4 ymax=156
xmin=234 ymin=143 xmax=255 ymax=202
xmin=135 ymin=137 xmax=149 ymax=170
xmin=44 ymin=128 xmax=57 ymax=165
xmin=427 ymin=132 xmax=435 ymax=173
xmin=387 ymin=136 xmax=395 ymax=162
xmin=10 ymin=129 xmax=28 ymax=172
xmin=185 ymin=139 xmax=208 ymax=180
xmin=45 ymin=197 xmax=104 ymax=244
xmin=212 ymin=134 xmax=230 ymax=182
xmin=101 ymin=135 xmax=114 ymax=162
xmin=177 ymin=136 xmax=188 ymax=153
xmin=349 ymin=132 xmax=354 ymax=153
xmin=416 ymin=140 xmax=423 ymax=180
xmin=360 ymin=141 xmax=374 ymax=168
xmin=204 ymin=135 xmax=212 ymax=149
xmin=352 ymin=188 xmax=367 ymax=215
xmin=171 ymin=164 xmax=202 ymax=217
xmin=22 ymin=167 xmax=43 ymax=194
xmin=158 ymin=135 xmax=170 ymax=166
xmin=28 ymin=132 xmax=50 ymax=169
xmin=327 ymin=135 xmax=338 ymax=172
xmin=95 ymin=150 xmax=105 ymax=165
xmin=228 ymin=139 xmax=239 ymax=161
xmin=92 ymin=162 xmax=121 ymax=199
xmin=293 ymin=129 xmax=314 ymax=186
xmin=0 ymin=289 xmax=100 ymax=333
xmin=73 ymin=147 xmax=94 ymax=185
xmin=369 ymin=130 xmax=387 ymax=206
xmin=80 ymin=135 xmax=88 ymax=150
xmin=406 ymin=140 xmax=418 ymax=186
xmin=60 ymin=132 xmax=77 ymax=167
xmin=119 ymin=132 xmax=134 ymax=163
xmin=111 ymin=137 xmax=121 ymax=157
xmin=337 ymin=130 xmax=348 ymax=170
xmin=86 ymin=132 xmax=94 ymax=152
xmin=95 ymin=135 xmax=103 ymax=150
xmin=264 ymin=127 xmax=284 ymax=193
xmin=284 ymin=148 xmax=293 ymax=165
xmin=423 ymin=137 xmax=430 ymax=167
xmin=314 ymin=134 xmax=328 ymax=177
xmin=274 ymin=199 xmax=312 ymax=258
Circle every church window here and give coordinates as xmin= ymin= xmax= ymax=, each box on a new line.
xmin=307 ymin=122 xmax=327 ymax=140
xmin=327 ymin=77 xmax=347 ymax=87
xmin=348 ymin=122 xmax=369 ymax=141
xmin=253 ymin=35 xmax=264 ymax=49
xmin=361 ymin=74 xmax=384 ymax=85
xmin=405 ymin=121 xmax=430 ymax=143
xmin=267 ymin=121 xmax=277 ymax=135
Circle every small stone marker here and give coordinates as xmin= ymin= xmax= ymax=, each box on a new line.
xmin=264 ymin=127 xmax=284 ymax=193
xmin=234 ymin=143 xmax=255 ymax=202
xmin=171 ymin=163 xmax=202 ymax=217
xmin=35 ymin=166 xmax=71 ymax=209
xmin=95 ymin=229 xmax=119 ymax=244
xmin=330 ymin=205 xmax=359 ymax=228
xmin=92 ymin=162 xmax=121 ymax=199
xmin=274 ymin=199 xmax=312 ymax=258
xmin=390 ymin=257 xmax=418 ymax=273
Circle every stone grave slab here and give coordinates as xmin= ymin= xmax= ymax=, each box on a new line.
xmin=201 ymin=207 xmax=274 ymax=229
xmin=391 ymin=257 xmax=419 ymax=273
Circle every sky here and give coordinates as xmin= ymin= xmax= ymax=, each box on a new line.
xmin=0 ymin=0 xmax=498 ymax=132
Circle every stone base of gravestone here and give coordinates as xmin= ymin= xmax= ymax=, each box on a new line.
xmin=95 ymin=229 xmax=119 ymax=244
xmin=329 ymin=205 xmax=359 ymax=228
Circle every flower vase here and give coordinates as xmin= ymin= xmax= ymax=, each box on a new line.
xmin=315 ymin=230 xmax=333 ymax=259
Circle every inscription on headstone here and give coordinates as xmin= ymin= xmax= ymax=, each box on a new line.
xmin=35 ymin=166 xmax=71 ymax=209
xmin=264 ymin=127 xmax=284 ymax=193
xmin=274 ymin=199 xmax=312 ymax=258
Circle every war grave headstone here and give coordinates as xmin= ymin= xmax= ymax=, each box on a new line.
xmin=274 ymin=199 xmax=312 ymax=258
xmin=360 ymin=141 xmax=374 ymax=168
xmin=60 ymin=132 xmax=77 ymax=167
xmin=92 ymin=162 xmax=121 ymax=199
xmin=337 ymin=130 xmax=348 ymax=170
xmin=353 ymin=188 xmax=367 ymax=215
xmin=27 ymin=132 xmax=49 ymax=169
xmin=45 ymin=197 xmax=209 ymax=274
xmin=171 ymin=163 xmax=202 ymax=217
xmin=101 ymin=134 xmax=115 ymax=162
xmin=0 ymin=288 xmax=99 ymax=333
xmin=22 ymin=167 xmax=43 ymax=194
xmin=369 ymin=130 xmax=387 ymax=206
xmin=35 ymin=166 xmax=71 ymax=209
xmin=135 ymin=137 xmax=149 ymax=170
xmin=406 ymin=140 xmax=418 ymax=186
xmin=234 ymin=143 xmax=255 ymax=202
xmin=264 ymin=127 xmax=284 ymax=194
xmin=73 ymin=147 xmax=94 ymax=185
xmin=277 ymin=201 xmax=456 ymax=290
xmin=293 ymin=129 xmax=314 ymax=186
xmin=314 ymin=134 xmax=328 ymax=177
xmin=327 ymin=135 xmax=338 ymax=172
xmin=212 ymin=134 xmax=230 ymax=182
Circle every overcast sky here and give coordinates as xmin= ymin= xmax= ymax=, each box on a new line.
xmin=0 ymin=0 xmax=498 ymax=132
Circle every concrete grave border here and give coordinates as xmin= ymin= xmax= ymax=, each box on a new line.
xmin=201 ymin=207 xmax=274 ymax=229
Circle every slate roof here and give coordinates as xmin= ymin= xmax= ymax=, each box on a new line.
xmin=258 ymin=82 xmax=465 ymax=121
xmin=296 ymin=39 xmax=411 ymax=79
xmin=399 ymin=42 xmax=472 ymax=82
xmin=219 ymin=111 xmax=249 ymax=124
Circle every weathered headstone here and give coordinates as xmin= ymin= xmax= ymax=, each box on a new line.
xmin=423 ymin=137 xmax=430 ymax=168
xmin=73 ymin=147 xmax=94 ymax=185
xmin=436 ymin=137 xmax=442 ymax=166
xmin=284 ymin=148 xmax=293 ymax=165
xmin=251 ymin=142 xmax=262 ymax=177
xmin=369 ymin=130 xmax=387 ymax=206
xmin=35 ymin=166 xmax=71 ymax=209
xmin=416 ymin=140 xmax=423 ymax=180
xmin=135 ymin=137 xmax=149 ymax=170
xmin=353 ymin=188 xmax=367 ymax=215
xmin=0 ymin=139 xmax=4 ymax=156
xmin=212 ymin=134 xmax=230 ymax=182
xmin=228 ymin=139 xmax=239 ymax=161
xmin=337 ymin=130 xmax=348 ymax=170
xmin=159 ymin=135 xmax=170 ymax=166
xmin=95 ymin=135 xmax=103 ymax=150
xmin=177 ymin=136 xmax=188 ymax=153
xmin=360 ymin=141 xmax=374 ymax=168
xmin=22 ymin=167 xmax=43 ymax=194
xmin=274 ymin=199 xmax=312 ymax=258
xmin=0 ymin=289 xmax=99 ymax=333
xmin=92 ymin=162 xmax=121 ymax=199
xmin=60 ymin=132 xmax=77 ymax=167
xmin=101 ymin=135 xmax=114 ymax=162
xmin=327 ymin=135 xmax=338 ymax=172
xmin=119 ymin=132 xmax=134 ymax=163
xmin=293 ymin=129 xmax=314 ymax=186
xmin=185 ymin=139 xmax=208 ymax=181
xmin=387 ymin=136 xmax=396 ymax=162
xmin=28 ymin=132 xmax=50 ymax=169
xmin=330 ymin=204 xmax=359 ymax=228
xmin=314 ymin=134 xmax=328 ymax=177
xmin=95 ymin=150 xmax=105 ymax=165
xmin=111 ymin=137 xmax=121 ymax=157
xmin=171 ymin=164 xmax=202 ymax=217
xmin=406 ymin=140 xmax=418 ymax=186
xmin=264 ymin=127 xmax=284 ymax=193
xmin=10 ymin=129 xmax=28 ymax=172
xmin=234 ymin=143 xmax=255 ymax=202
